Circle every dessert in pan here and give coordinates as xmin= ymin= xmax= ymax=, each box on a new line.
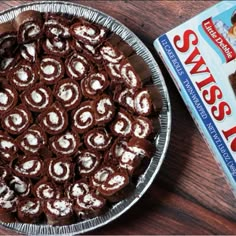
xmin=0 ymin=9 xmax=162 ymax=225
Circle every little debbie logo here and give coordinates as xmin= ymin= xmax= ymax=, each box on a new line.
xmin=202 ymin=18 xmax=236 ymax=63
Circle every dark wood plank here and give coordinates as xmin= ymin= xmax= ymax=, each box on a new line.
xmin=0 ymin=1 xmax=235 ymax=235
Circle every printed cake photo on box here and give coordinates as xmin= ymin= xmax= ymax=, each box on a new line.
xmin=154 ymin=1 xmax=236 ymax=197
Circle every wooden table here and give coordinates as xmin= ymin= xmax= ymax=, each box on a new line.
xmin=0 ymin=0 xmax=235 ymax=235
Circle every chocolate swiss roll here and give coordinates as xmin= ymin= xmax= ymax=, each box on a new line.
xmin=12 ymin=155 xmax=44 ymax=179
xmin=113 ymin=85 xmax=135 ymax=113
xmin=49 ymin=130 xmax=80 ymax=157
xmin=81 ymin=71 xmax=109 ymax=99
xmin=0 ymin=180 xmax=17 ymax=222
xmin=73 ymin=191 xmax=106 ymax=220
xmin=100 ymin=42 xmax=124 ymax=64
xmin=84 ymin=127 xmax=112 ymax=151
xmin=70 ymin=19 xmax=107 ymax=46
xmin=38 ymin=102 xmax=68 ymax=135
xmin=128 ymin=137 xmax=156 ymax=158
xmin=77 ymin=149 xmax=102 ymax=177
xmin=131 ymin=116 xmax=154 ymax=139
xmin=33 ymin=178 xmax=62 ymax=200
xmin=53 ymin=78 xmax=82 ymax=110
xmin=8 ymin=175 xmax=31 ymax=197
xmin=16 ymin=125 xmax=47 ymax=154
xmin=110 ymin=108 xmax=133 ymax=137
xmin=65 ymin=52 xmax=89 ymax=80
xmin=66 ymin=179 xmax=90 ymax=199
xmin=134 ymin=89 xmax=153 ymax=116
xmin=40 ymin=55 xmax=65 ymax=85
xmin=8 ymin=61 xmax=38 ymax=91
xmin=0 ymin=21 xmax=17 ymax=57
xmin=0 ymin=132 xmax=18 ymax=162
xmin=111 ymin=137 xmax=129 ymax=160
xmin=98 ymin=171 xmax=130 ymax=202
xmin=20 ymin=41 xmax=39 ymax=63
xmin=43 ymin=14 xmax=70 ymax=39
xmin=46 ymin=157 xmax=74 ymax=184
xmin=72 ymin=100 xmax=95 ymax=134
xmin=43 ymin=198 xmax=74 ymax=225
xmin=94 ymin=94 xmax=115 ymax=125
xmin=119 ymin=58 xmax=142 ymax=89
xmin=21 ymin=83 xmax=53 ymax=112
xmin=42 ymin=37 xmax=70 ymax=57
xmin=17 ymin=197 xmax=43 ymax=223
xmin=119 ymin=146 xmax=142 ymax=176
xmin=14 ymin=10 xmax=43 ymax=44
xmin=91 ymin=165 xmax=116 ymax=189
xmin=1 ymin=104 xmax=32 ymax=135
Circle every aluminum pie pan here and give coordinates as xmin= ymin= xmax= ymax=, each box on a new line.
xmin=0 ymin=1 xmax=171 ymax=235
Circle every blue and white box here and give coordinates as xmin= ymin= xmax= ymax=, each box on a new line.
xmin=154 ymin=1 xmax=236 ymax=197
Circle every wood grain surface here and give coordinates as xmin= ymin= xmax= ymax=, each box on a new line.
xmin=0 ymin=1 xmax=235 ymax=235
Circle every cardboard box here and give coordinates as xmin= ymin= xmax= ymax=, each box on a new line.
xmin=154 ymin=1 xmax=236 ymax=197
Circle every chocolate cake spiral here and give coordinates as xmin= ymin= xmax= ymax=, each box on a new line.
xmin=12 ymin=155 xmax=44 ymax=179
xmin=1 ymin=104 xmax=32 ymax=135
xmin=8 ymin=61 xmax=37 ymax=91
xmin=21 ymin=83 xmax=53 ymax=112
xmin=42 ymin=38 xmax=70 ymax=57
xmin=33 ymin=179 xmax=62 ymax=200
xmin=49 ymin=130 xmax=80 ymax=156
xmin=72 ymin=100 xmax=95 ymax=134
xmin=70 ymin=19 xmax=107 ymax=46
xmin=81 ymin=71 xmax=109 ymax=99
xmin=53 ymin=78 xmax=82 ymax=110
xmin=77 ymin=150 xmax=102 ymax=177
xmin=38 ymin=102 xmax=68 ymax=135
xmin=16 ymin=125 xmax=47 ymax=154
xmin=65 ymin=52 xmax=89 ymax=80
xmin=40 ymin=55 xmax=65 ymax=84
xmin=84 ymin=128 xmax=112 ymax=151
xmin=46 ymin=157 xmax=74 ymax=184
